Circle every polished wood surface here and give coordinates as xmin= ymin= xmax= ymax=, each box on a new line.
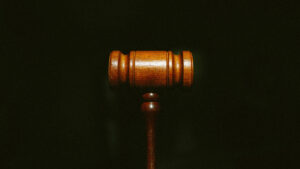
xmin=141 ymin=93 xmax=160 ymax=169
xmin=108 ymin=50 xmax=193 ymax=88
xmin=108 ymin=50 xmax=194 ymax=169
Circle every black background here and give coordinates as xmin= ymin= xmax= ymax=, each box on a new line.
xmin=1 ymin=0 xmax=299 ymax=169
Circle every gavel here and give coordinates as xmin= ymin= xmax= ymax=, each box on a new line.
xmin=108 ymin=50 xmax=194 ymax=169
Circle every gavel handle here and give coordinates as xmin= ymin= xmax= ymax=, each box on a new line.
xmin=141 ymin=93 xmax=160 ymax=169
xmin=146 ymin=109 xmax=156 ymax=169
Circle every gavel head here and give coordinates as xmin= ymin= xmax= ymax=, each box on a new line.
xmin=108 ymin=50 xmax=193 ymax=88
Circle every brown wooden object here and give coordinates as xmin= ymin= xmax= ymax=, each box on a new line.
xmin=108 ymin=50 xmax=194 ymax=169
xmin=108 ymin=50 xmax=193 ymax=88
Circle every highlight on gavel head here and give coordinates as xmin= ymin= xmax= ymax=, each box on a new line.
xmin=108 ymin=50 xmax=194 ymax=88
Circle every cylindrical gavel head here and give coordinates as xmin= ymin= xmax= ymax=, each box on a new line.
xmin=108 ymin=50 xmax=193 ymax=88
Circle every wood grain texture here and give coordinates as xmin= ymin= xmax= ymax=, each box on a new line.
xmin=108 ymin=50 xmax=194 ymax=88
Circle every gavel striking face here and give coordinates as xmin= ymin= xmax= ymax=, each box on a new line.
xmin=108 ymin=50 xmax=194 ymax=169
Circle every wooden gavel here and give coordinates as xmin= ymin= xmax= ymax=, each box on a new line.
xmin=108 ymin=50 xmax=194 ymax=169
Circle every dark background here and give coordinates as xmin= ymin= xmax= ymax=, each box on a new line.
xmin=1 ymin=0 xmax=299 ymax=169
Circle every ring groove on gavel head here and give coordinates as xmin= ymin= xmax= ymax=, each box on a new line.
xmin=108 ymin=50 xmax=193 ymax=88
